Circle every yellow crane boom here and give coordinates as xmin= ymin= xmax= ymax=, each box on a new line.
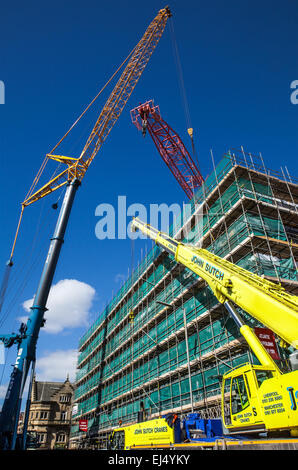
xmin=131 ymin=217 xmax=298 ymax=351
xmin=9 ymin=7 xmax=171 ymax=262
xmin=22 ymin=7 xmax=171 ymax=208
xmin=131 ymin=217 xmax=298 ymax=436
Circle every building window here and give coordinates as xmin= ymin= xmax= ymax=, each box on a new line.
xmin=37 ymin=433 xmax=46 ymax=443
xmin=56 ymin=433 xmax=66 ymax=443
xmin=59 ymin=395 xmax=70 ymax=403
xmin=40 ymin=411 xmax=48 ymax=420
xmin=61 ymin=411 xmax=67 ymax=421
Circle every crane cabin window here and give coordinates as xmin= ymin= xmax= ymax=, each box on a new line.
xmin=255 ymin=369 xmax=273 ymax=388
xmin=231 ymin=375 xmax=250 ymax=415
xmin=223 ymin=377 xmax=232 ymax=425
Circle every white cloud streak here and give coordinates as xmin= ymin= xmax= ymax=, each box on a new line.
xmin=0 ymin=349 xmax=78 ymax=410
xmin=20 ymin=279 xmax=96 ymax=334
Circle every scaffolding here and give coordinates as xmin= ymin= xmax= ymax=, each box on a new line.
xmin=70 ymin=148 xmax=298 ymax=448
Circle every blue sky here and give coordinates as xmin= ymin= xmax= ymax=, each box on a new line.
xmin=0 ymin=0 xmax=297 ymax=404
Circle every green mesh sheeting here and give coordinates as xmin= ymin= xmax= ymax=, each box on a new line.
xmin=78 ymin=164 xmax=287 ymax=355
xmin=180 ymin=176 xmax=276 ymax=245
xmin=75 ymin=306 xmax=241 ymax=404
xmin=72 ymin=153 xmax=297 ymax=437
xmin=237 ymin=252 xmax=297 ymax=281
xmin=72 ymin=351 xmax=250 ymax=432
xmin=207 ymin=211 xmax=288 ymax=258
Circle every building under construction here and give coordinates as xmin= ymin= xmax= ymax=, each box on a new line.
xmin=70 ymin=148 xmax=298 ymax=449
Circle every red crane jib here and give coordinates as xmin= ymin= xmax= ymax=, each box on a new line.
xmin=130 ymin=100 xmax=204 ymax=199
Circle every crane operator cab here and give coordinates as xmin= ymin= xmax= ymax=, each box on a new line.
xmin=221 ymin=363 xmax=298 ymax=437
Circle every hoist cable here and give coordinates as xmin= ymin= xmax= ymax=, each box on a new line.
xmin=169 ymin=17 xmax=201 ymax=173
xmin=0 ymin=197 xmax=53 ymax=323
xmin=169 ymin=18 xmax=192 ymax=131
xmin=24 ymin=44 xmax=137 ymax=204
xmin=8 ymin=45 xmax=138 ymax=268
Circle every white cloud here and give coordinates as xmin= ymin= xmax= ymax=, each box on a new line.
xmin=36 ymin=349 xmax=78 ymax=382
xmin=0 ymin=349 xmax=77 ymax=409
xmin=20 ymin=279 xmax=96 ymax=334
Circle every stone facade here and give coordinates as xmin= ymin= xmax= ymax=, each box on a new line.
xmin=27 ymin=376 xmax=74 ymax=449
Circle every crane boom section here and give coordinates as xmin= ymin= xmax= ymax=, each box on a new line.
xmin=22 ymin=7 xmax=171 ymax=208
xmin=131 ymin=217 xmax=298 ymax=349
xmin=131 ymin=100 xmax=204 ymax=199
xmin=78 ymin=9 xmax=171 ymax=168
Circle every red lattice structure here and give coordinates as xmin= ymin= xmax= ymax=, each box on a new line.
xmin=131 ymin=100 xmax=204 ymax=199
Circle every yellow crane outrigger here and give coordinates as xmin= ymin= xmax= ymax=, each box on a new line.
xmin=131 ymin=217 xmax=298 ymax=437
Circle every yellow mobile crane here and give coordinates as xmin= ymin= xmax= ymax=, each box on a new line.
xmin=131 ymin=217 xmax=298 ymax=437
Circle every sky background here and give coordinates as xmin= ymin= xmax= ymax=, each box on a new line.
xmin=0 ymin=0 xmax=297 ymax=406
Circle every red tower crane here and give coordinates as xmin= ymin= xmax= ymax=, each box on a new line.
xmin=130 ymin=100 xmax=204 ymax=199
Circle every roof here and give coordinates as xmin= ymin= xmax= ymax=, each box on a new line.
xmin=32 ymin=377 xmax=74 ymax=402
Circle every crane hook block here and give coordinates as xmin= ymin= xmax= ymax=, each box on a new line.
xmin=187 ymin=128 xmax=193 ymax=139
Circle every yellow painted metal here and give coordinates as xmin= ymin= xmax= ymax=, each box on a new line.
xmin=187 ymin=128 xmax=193 ymax=138
xmin=132 ymin=438 xmax=298 ymax=449
xmin=21 ymin=7 xmax=171 ymax=209
xmin=131 ymin=217 xmax=298 ymax=435
xmin=9 ymin=7 xmax=171 ymax=260
xmin=221 ymin=363 xmax=298 ymax=435
xmin=109 ymin=417 xmax=175 ymax=450
xmin=131 ymin=217 xmax=298 ymax=350
xmin=46 ymin=154 xmax=79 ymax=165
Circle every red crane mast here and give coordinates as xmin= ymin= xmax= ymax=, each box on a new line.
xmin=131 ymin=100 xmax=204 ymax=199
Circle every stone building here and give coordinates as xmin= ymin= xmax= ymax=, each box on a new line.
xmin=27 ymin=375 xmax=74 ymax=449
